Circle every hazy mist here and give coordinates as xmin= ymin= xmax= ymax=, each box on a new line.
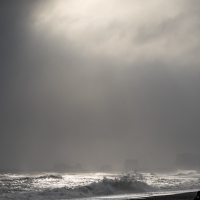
xmin=1 ymin=0 xmax=200 ymax=171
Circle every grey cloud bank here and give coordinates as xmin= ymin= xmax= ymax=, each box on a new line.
xmin=0 ymin=0 xmax=200 ymax=170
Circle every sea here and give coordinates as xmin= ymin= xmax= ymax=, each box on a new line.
xmin=0 ymin=170 xmax=200 ymax=200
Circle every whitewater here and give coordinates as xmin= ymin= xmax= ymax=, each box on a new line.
xmin=0 ymin=170 xmax=200 ymax=200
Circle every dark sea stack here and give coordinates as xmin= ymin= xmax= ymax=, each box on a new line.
xmin=73 ymin=163 xmax=82 ymax=172
xmin=124 ymin=159 xmax=139 ymax=172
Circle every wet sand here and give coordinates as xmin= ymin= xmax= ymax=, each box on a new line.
xmin=144 ymin=192 xmax=196 ymax=200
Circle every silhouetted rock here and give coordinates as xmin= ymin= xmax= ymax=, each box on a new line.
xmin=100 ymin=164 xmax=112 ymax=172
xmin=53 ymin=163 xmax=83 ymax=172
xmin=73 ymin=163 xmax=82 ymax=172
xmin=124 ymin=159 xmax=139 ymax=171
xmin=176 ymin=153 xmax=200 ymax=170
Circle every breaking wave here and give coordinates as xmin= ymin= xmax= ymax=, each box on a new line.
xmin=174 ymin=170 xmax=198 ymax=177
xmin=0 ymin=173 xmax=63 ymax=194
xmin=0 ymin=173 xmax=62 ymax=182
xmin=3 ymin=171 xmax=200 ymax=200
xmin=40 ymin=174 xmax=159 ymax=199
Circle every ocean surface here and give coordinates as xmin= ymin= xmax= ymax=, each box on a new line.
xmin=0 ymin=170 xmax=200 ymax=199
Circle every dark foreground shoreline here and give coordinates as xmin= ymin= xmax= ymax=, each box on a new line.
xmin=142 ymin=192 xmax=196 ymax=200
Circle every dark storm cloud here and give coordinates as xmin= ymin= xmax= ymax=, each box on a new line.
xmin=1 ymin=0 xmax=200 ymax=170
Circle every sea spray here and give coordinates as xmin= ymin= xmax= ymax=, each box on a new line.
xmin=1 ymin=171 xmax=200 ymax=200
xmin=38 ymin=173 xmax=158 ymax=199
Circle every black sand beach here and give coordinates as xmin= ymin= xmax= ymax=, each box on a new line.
xmin=143 ymin=192 xmax=196 ymax=200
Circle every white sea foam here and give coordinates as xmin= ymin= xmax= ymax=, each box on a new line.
xmin=0 ymin=171 xmax=200 ymax=199
xmin=0 ymin=174 xmax=157 ymax=199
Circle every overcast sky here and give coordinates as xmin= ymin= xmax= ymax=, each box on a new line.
xmin=1 ymin=0 xmax=200 ymax=170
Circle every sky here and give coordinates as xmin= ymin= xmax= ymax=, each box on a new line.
xmin=0 ymin=0 xmax=200 ymax=170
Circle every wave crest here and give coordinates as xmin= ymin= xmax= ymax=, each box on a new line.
xmin=1 ymin=173 xmax=62 ymax=182
xmin=41 ymin=174 xmax=158 ymax=199
xmin=85 ymin=174 xmax=156 ymax=195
